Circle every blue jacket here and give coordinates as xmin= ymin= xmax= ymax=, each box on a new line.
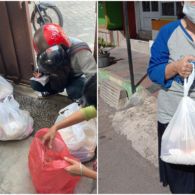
xmin=147 ymin=20 xmax=193 ymax=89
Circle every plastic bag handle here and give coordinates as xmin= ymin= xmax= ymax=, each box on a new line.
xmin=58 ymin=107 xmax=69 ymax=115
xmin=58 ymin=103 xmax=80 ymax=115
xmin=184 ymin=62 xmax=195 ymax=97
xmin=3 ymin=95 xmax=20 ymax=108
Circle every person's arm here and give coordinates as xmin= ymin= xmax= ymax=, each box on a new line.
xmin=80 ymin=106 xmax=97 ymax=120
xmin=55 ymin=109 xmax=86 ymax=130
xmin=55 ymin=106 xmax=96 ymax=130
xmin=147 ymin=28 xmax=173 ymax=88
xmin=33 ymin=72 xmax=42 ymax=78
xmin=148 ymin=23 xmax=195 ymax=88
xmin=64 ymin=157 xmax=97 ymax=180
xmin=71 ymin=50 xmax=96 ymax=77
xmin=42 ymin=106 xmax=96 ymax=148
xmin=165 ymin=56 xmax=195 ymax=79
xmin=33 ymin=66 xmax=43 ymax=78
xmin=42 ymin=109 xmax=86 ymax=148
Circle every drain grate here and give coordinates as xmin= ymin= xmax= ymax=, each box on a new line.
xmin=14 ymin=93 xmax=71 ymax=135
xmin=100 ymin=79 xmax=128 ymax=109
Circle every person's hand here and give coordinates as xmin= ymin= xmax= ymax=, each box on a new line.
xmin=175 ymin=56 xmax=195 ymax=78
xmin=64 ymin=157 xmax=83 ymax=176
xmin=41 ymin=126 xmax=57 ymax=148
xmin=33 ymin=71 xmax=42 ymax=78
xmin=64 ymin=157 xmax=97 ymax=179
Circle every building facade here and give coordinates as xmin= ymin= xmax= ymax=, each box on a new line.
xmin=98 ymin=1 xmax=182 ymax=45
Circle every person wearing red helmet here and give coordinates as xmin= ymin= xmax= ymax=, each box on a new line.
xmin=30 ymin=23 xmax=96 ymax=100
xmin=33 ymin=23 xmax=71 ymax=54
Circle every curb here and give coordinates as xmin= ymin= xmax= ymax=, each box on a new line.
xmin=98 ymin=69 xmax=145 ymax=98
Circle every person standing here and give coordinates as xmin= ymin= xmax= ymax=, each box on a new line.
xmin=148 ymin=2 xmax=195 ymax=193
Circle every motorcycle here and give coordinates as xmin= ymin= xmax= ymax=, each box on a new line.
xmin=30 ymin=1 xmax=63 ymax=31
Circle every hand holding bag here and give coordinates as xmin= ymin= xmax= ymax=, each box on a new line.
xmin=55 ymin=103 xmax=97 ymax=162
xmin=161 ymin=62 xmax=195 ymax=165
xmin=28 ymin=128 xmax=80 ymax=194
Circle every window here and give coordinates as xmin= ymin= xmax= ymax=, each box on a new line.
xmin=142 ymin=1 xmax=159 ymax=12
xmin=151 ymin=2 xmax=158 ymax=12
xmin=161 ymin=2 xmax=182 ymax=17
xmin=142 ymin=2 xmax=150 ymax=12
xmin=161 ymin=2 xmax=174 ymax=16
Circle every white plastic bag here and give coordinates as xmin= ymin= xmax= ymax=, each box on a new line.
xmin=55 ymin=103 xmax=97 ymax=162
xmin=0 ymin=95 xmax=34 ymax=140
xmin=161 ymin=63 xmax=195 ymax=165
xmin=0 ymin=76 xmax=13 ymax=100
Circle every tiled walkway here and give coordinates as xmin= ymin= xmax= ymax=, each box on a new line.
xmin=99 ymin=46 xmax=160 ymax=96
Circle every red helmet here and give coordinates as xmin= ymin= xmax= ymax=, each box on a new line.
xmin=33 ymin=23 xmax=71 ymax=54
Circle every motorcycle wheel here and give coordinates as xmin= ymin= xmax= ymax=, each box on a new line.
xmin=31 ymin=6 xmax=64 ymax=31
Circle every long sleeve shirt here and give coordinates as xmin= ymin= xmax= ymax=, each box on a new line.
xmin=147 ymin=19 xmax=195 ymax=123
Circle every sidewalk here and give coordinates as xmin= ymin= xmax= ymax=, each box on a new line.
xmin=98 ymin=44 xmax=169 ymax=193
xmin=98 ymin=96 xmax=169 ymax=194
xmin=99 ymin=44 xmax=160 ymax=97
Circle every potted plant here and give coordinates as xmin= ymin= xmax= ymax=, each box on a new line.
xmin=98 ymin=37 xmax=114 ymax=68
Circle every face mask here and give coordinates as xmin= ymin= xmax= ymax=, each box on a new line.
xmin=183 ymin=2 xmax=195 ymax=24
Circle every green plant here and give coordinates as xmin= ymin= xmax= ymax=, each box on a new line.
xmin=98 ymin=37 xmax=115 ymax=48
xmin=98 ymin=37 xmax=115 ymax=55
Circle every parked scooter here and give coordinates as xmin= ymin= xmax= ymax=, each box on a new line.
xmin=30 ymin=1 xmax=63 ymax=31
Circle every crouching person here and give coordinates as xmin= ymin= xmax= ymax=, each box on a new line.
xmin=31 ymin=23 xmax=96 ymax=100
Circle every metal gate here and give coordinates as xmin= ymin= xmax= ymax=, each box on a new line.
xmin=0 ymin=1 xmax=35 ymax=84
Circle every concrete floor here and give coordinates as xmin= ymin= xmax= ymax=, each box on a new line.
xmin=98 ymin=96 xmax=170 ymax=194
xmin=99 ymin=46 xmax=160 ymax=97
xmin=0 ymin=85 xmax=96 ymax=194
xmin=98 ymin=44 xmax=170 ymax=193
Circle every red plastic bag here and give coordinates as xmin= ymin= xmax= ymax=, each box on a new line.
xmin=28 ymin=128 xmax=80 ymax=194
